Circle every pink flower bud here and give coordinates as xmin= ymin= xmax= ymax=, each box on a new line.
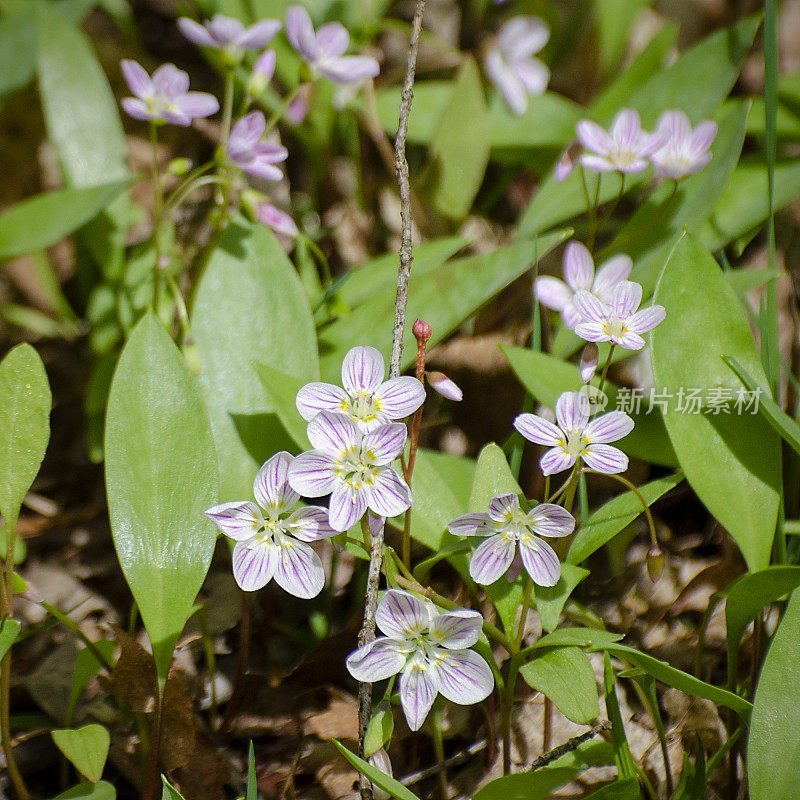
xmin=412 ymin=318 xmax=432 ymax=342
xmin=579 ymin=343 xmax=599 ymax=383
xmin=427 ymin=371 xmax=463 ymax=402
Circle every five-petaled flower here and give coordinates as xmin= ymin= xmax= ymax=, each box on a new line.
xmin=449 ymin=494 xmax=574 ymax=587
xmin=573 ymin=280 xmax=666 ymax=350
xmin=346 ymin=590 xmax=493 ymax=731
xmin=576 ymin=109 xmax=660 ymax=174
xmin=535 ymin=241 xmax=632 ymax=330
xmin=120 ymin=60 xmax=219 ymax=126
xmin=226 ymin=111 xmax=288 ymax=180
xmin=204 ymin=452 xmax=336 ymax=597
xmin=484 ymin=16 xmax=550 ymax=116
xmin=649 ymin=109 xmax=717 ymax=180
xmin=178 ymin=14 xmax=281 ymax=63
xmin=288 ymin=411 xmax=412 ymax=531
xmin=515 ymin=391 xmax=634 ymax=475
xmin=285 ymin=5 xmax=380 ymax=84
xmin=296 ymin=346 xmax=425 ymax=432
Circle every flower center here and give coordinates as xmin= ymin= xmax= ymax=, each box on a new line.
xmin=604 ymin=316 xmax=627 ymax=339
xmin=146 ymin=95 xmax=177 ymax=117
xmin=563 ymin=429 xmax=588 ymax=456
xmin=612 ymin=148 xmax=638 ymax=168
xmin=336 ymin=446 xmax=378 ymax=490
xmin=342 ymin=391 xmax=382 ymax=423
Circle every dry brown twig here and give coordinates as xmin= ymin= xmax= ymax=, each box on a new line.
xmin=356 ymin=2 xmax=427 ymax=798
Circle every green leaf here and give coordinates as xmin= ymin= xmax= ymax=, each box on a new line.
xmin=160 ymin=776 xmax=186 ymax=800
xmin=529 ymin=627 xmax=623 ymax=650
xmin=51 ymin=724 xmax=110 ymax=783
xmin=246 ymin=741 xmax=256 ymax=800
xmin=651 ymin=233 xmax=781 ymax=571
xmin=592 ymin=0 xmax=650 ymax=72
xmin=471 ymin=767 xmax=577 ymax=800
xmin=603 ymin=652 xmax=637 ymax=779
xmin=485 ymin=93 xmax=583 ymax=150
xmin=501 ymin=346 xmax=676 ymax=467
xmin=66 ymin=641 xmax=116 ymax=724
xmin=36 ymin=4 xmax=128 ymax=187
xmin=0 ymin=343 xmax=51 ymax=529
xmin=567 ymin=473 xmax=684 ymax=565
xmin=253 ymin=363 xmax=310 ymax=450
xmin=375 ymin=81 xmax=452 ymax=145
xmin=427 ymin=56 xmax=489 ymax=219
xmin=364 ymin=704 xmax=394 ymax=758
xmin=748 ymin=590 xmax=800 ymax=800
xmin=591 ymin=643 xmax=751 ymax=717
xmin=192 ymin=220 xmax=318 ymax=501
xmin=0 ymin=10 xmax=35 ymax=101
xmin=0 ymin=182 xmax=129 ymax=261
xmin=332 ymin=739 xmax=422 ymax=800
xmin=319 ymin=232 xmax=568 ymax=382
xmin=0 ymin=618 xmax=20 ymax=660
xmin=535 ymin=564 xmax=590 ymax=632
xmin=55 ymin=781 xmax=115 ymax=800
xmin=582 ymin=778 xmax=641 ymax=800
xmin=105 ymin=313 xmax=218 ymax=688
xmin=520 ymin=646 xmax=598 ymax=723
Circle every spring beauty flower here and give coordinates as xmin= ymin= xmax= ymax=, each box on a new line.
xmin=256 ymin=202 xmax=298 ymax=237
xmin=576 ymin=109 xmax=660 ymax=174
xmin=449 ymin=494 xmax=574 ymax=586
xmin=204 ymin=452 xmax=336 ymax=597
xmin=226 ymin=111 xmax=288 ymax=180
xmin=296 ymin=346 xmax=425 ymax=432
xmin=285 ymin=5 xmax=380 ymax=84
xmin=120 ymin=61 xmax=219 ymax=126
xmin=649 ymin=109 xmax=717 ymax=180
xmin=427 ymin=371 xmax=463 ymax=402
xmin=178 ymin=14 xmax=281 ymax=63
xmin=573 ymin=280 xmax=666 ymax=350
xmin=288 ymin=411 xmax=411 ymax=531
xmin=248 ymin=49 xmax=277 ymax=96
xmin=485 ymin=16 xmax=550 ymax=115
xmin=346 ymin=590 xmax=493 ymax=731
xmin=535 ymin=241 xmax=632 ymax=329
xmin=515 ymin=391 xmax=634 ymax=475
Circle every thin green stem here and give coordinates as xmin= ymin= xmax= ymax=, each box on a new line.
xmin=515 ymin=579 xmax=533 ymax=649
xmin=150 ymin=122 xmax=163 ymax=314
xmin=162 ymin=174 xmax=228 ymax=220
xmin=164 ymin=274 xmax=191 ymax=346
xmin=596 ymin=344 xmax=616 ymax=395
xmin=583 ymin=470 xmax=657 ymax=548
xmin=265 ymin=84 xmax=303 ymax=134
xmin=220 ymin=69 xmax=236 ymax=148
xmin=587 ymin=174 xmax=602 ymax=251
xmin=430 ymin=707 xmax=448 ymax=798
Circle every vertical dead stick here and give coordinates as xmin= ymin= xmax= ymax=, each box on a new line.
xmin=356 ymin=3 xmax=427 ymax=798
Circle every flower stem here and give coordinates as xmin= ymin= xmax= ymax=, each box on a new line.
xmin=596 ymin=344 xmax=616 ymax=395
xmin=264 ymin=83 xmax=303 ymax=134
xmin=583 ymin=469 xmax=657 ymax=548
xmin=514 ymin=578 xmax=533 ymax=649
xmin=143 ymin=690 xmax=164 ymax=800
xmin=430 ymin=707 xmax=448 ymax=799
xmin=150 ymin=122 xmax=163 ymax=314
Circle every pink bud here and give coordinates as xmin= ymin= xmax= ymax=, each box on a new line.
xmin=579 ymin=343 xmax=599 ymax=383
xmin=427 ymin=371 xmax=462 ymax=402
xmin=555 ymin=140 xmax=580 ymax=183
xmin=412 ymin=318 xmax=432 ymax=342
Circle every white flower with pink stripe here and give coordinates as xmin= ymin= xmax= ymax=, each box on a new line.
xmin=515 ymin=391 xmax=634 ymax=476
xmin=346 ymin=590 xmax=493 ymax=731
xmin=204 ymin=452 xmax=336 ymax=597
xmin=288 ymin=411 xmax=411 ymax=531
xmin=448 ymin=494 xmax=574 ymax=587
xmin=649 ymin=110 xmax=717 ymax=180
xmin=577 ymin=109 xmax=661 ymax=174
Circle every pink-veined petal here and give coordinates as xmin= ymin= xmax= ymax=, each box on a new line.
xmin=526 ymin=503 xmax=575 ymax=537
xmin=469 ymin=534 xmax=516 ymax=585
xmin=579 ymin=343 xmax=599 ymax=383
xmin=581 ymin=443 xmax=629 ymax=474
xmin=555 ymin=390 xmax=590 ymax=431
xmin=346 ymin=637 xmax=407 ymax=682
xmin=274 ymin=537 xmax=324 ymax=598
xmin=365 ymin=467 xmax=412 ymax=517
xmin=615 ymin=330 xmax=646 ymax=350
xmin=151 ymin=63 xmax=189 ymax=98
xmin=562 ymin=302 xmax=583 ymax=330
xmin=206 ymin=14 xmax=244 ymax=45
xmin=362 ymin=423 xmax=407 ymax=465
xmin=498 ymin=16 xmax=549 ymax=59
xmin=318 ymin=55 xmax=380 ymax=84
xmin=540 ymin=447 xmax=576 ymax=476
xmin=690 ymin=119 xmax=717 ymax=153
xmin=236 ymin=19 xmax=282 ymax=50
xmin=287 ymin=505 xmax=336 ymax=541
xmin=296 ymin=382 xmax=348 ymax=420
xmin=487 ymin=50 xmax=528 ymax=115
xmin=656 ymin=109 xmax=691 ymax=146
xmin=611 ymin=281 xmax=642 ymax=318
xmin=120 ymin=59 xmax=151 ymax=98
xmin=576 ymin=119 xmax=611 ymax=154
xmin=342 ymin=346 xmax=385 ymax=394
xmin=307 ymin=410 xmax=359 ymax=454
xmin=287 ymin=450 xmax=337 ymax=497
xmin=174 ymin=92 xmax=219 ymax=119
xmin=563 ymin=241 xmax=594 ymax=292
xmin=253 ymin=49 xmax=276 ymax=81
xmin=239 ymin=160 xmax=284 ymax=181
xmin=584 ymin=411 xmax=634 ymax=444
xmin=205 ymin=501 xmax=260 ymax=540
xmin=432 ymin=648 xmax=494 ymax=705
xmin=573 ymin=321 xmax=610 ymax=343
xmin=177 ymin=18 xmax=218 ymax=48
xmin=579 ymin=153 xmax=616 ymax=172
xmin=230 ymin=110 xmax=265 ymax=148
xmin=592 ymin=255 xmax=632 ymax=301
xmin=253 ymin=451 xmax=297 ymax=510
xmin=315 ymin=21 xmax=349 ymax=58
xmin=400 ymin=656 xmax=438 ymax=731
xmin=535 ymin=276 xmax=572 ymax=311
xmin=611 ymin=109 xmax=643 ymax=149
xmin=376 ymin=589 xmax=432 ymax=638
xmin=514 ymin=413 xmax=562 ymax=446
xmin=429 ymin=609 xmax=483 ymax=649
xmin=256 ymin=203 xmax=298 ymax=236
xmin=627 ymin=304 xmax=666 ymax=334
xmin=488 ymin=493 xmax=519 ymax=522
xmin=512 ymin=57 xmax=549 ymax=95
xmin=447 ymin=512 xmax=492 ymax=537
xmin=285 ymin=5 xmax=317 ymax=60
xmin=518 ymin=536 xmax=561 ymax=587
xmin=328 ymin=483 xmax=368 ymax=532
xmin=427 ymin=372 xmax=462 ymax=402
xmin=121 ymin=98 xmax=154 ymax=121
xmin=374 ymin=377 xmax=425 ymax=420
xmin=232 ymin=539 xmax=278 ymax=591
xmin=572 ymin=290 xmax=607 ymax=324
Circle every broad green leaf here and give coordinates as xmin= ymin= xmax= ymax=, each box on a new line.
xmin=485 ymin=93 xmax=583 ymax=150
xmin=36 ymin=5 xmax=128 ymax=187
xmin=472 ymin=767 xmax=577 ymax=800
xmin=567 ymin=473 xmax=684 ymax=565
xmin=603 ymin=653 xmax=637 ymax=779
xmin=748 ymin=590 xmax=800 ymax=800
xmin=0 ymin=618 xmax=20 ymax=660
xmin=375 ymin=81 xmax=452 ymax=145
xmin=105 ymin=313 xmax=218 ymax=687
xmin=591 ymin=643 xmax=751 ymax=716
xmin=0 ymin=343 xmax=51 ymax=529
xmin=427 ymin=57 xmax=489 ymax=219
xmin=253 ymin=364 xmax=310 ymax=450
xmin=161 ymin=777 xmax=186 ymax=800
xmin=591 ymin=0 xmax=651 ymax=72
xmin=55 ymin=781 xmax=115 ymax=800
xmin=364 ymin=704 xmax=394 ymax=758
xmin=582 ymin=778 xmax=640 ymax=800
xmin=319 ymin=231 xmax=568 ymax=382
xmin=332 ymin=740 xmax=422 ymax=800
xmin=520 ymin=646 xmax=598 ymax=723
xmin=724 ymin=566 xmax=800 ymax=687
xmin=192 ymin=220 xmax=318 ymax=501
xmin=651 ymin=233 xmax=780 ymax=571
xmin=0 ymin=182 xmax=128 ymax=261
xmin=0 ymin=11 xmax=34 ymax=100
xmin=501 ymin=346 xmax=676 ymax=467
xmin=535 ymin=563 xmax=590 ymax=632
xmin=66 ymin=641 xmax=116 ymax=725
xmin=724 ymin=269 xmax=779 ymax=299
xmin=530 ymin=627 xmax=623 ymax=650
xmin=51 ymin=724 xmax=110 ymax=783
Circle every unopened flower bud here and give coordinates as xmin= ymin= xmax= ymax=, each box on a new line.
xmin=412 ymin=318 xmax=432 ymax=343
xmin=555 ymin=140 xmax=581 ymax=183
xmin=368 ymin=749 xmax=393 ymax=800
xmin=248 ymin=49 xmax=276 ymax=96
xmin=646 ymin=545 xmax=664 ymax=582
xmin=427 ymin=371 xmax=462 ymax=402
xmin=240 ymin=188 xmax=266 ymax=221
xmin=167 ymin=157 xmax=193 ymax=177
xmin=579 ymin=343 xmax=599 ymax=383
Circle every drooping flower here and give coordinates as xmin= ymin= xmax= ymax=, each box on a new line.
xmin=178 ymin=14 xmax=281 ymax=62
xmin=346 ymin=590 xmax=493 ymax=731
xmin=204 ymin=452 xmax=336 ymax=597
xmin=579 ymin=343 xmax=599 ymax=384
xmin=535 ymin=241 xmax=632 ymax=329
xmin=484 ymin=16 xmax=550 ymax=115
xmin=427 ymin=371 xmax=462 ymax=402
xmin=515 ymin=391 xmax=634 ymax=475
xmin=448 ymin=494 xmax=574 ymax=587
xmin=256 ymin=201 xmax=299 ymax=237
xmin=576 ymin=109 xmax=660 ymax=174
xmin=285 ymin=5 xmax=380 ymax=84
xmin=554 ymin=140 xmax=581 ymax=183
xmin=226 ymin=111 xmax=288 ymax=180
xmin=296 ymin=346 xmax=425 ymax=432
xmin=649 ymin=110 xmax=717 ymax=180
xmin=288 ymin=412 xmax=411 ymax=531
xmin=573 ymin=280 xmax=666 ymax=350
xmin=120 ymin=60 xmax=219 ymax=126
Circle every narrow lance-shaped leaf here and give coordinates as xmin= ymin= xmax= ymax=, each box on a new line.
xmin=105 ymin=313 xmax=218 ymax=688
